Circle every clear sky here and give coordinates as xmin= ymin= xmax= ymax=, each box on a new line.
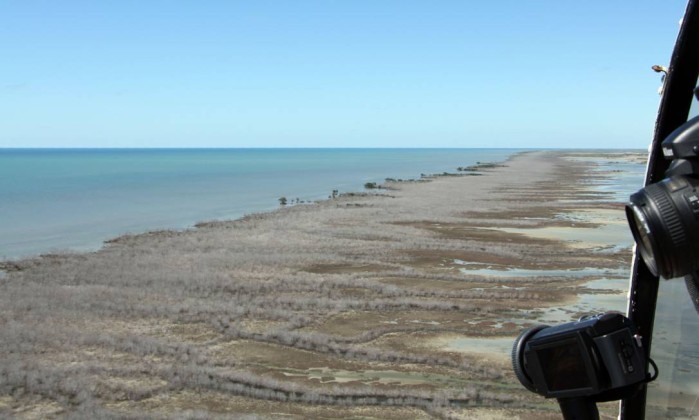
xmin=0 ymin=1 xmax=691 ymax=148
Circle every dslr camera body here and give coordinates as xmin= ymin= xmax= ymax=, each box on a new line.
xmin=626 ymin=113 xmax=699 ymax=280
xmin=512 ymin=312 xmax=647 ymax=400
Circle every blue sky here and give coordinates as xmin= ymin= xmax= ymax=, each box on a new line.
xmin=0 ymin=1 xmax=690 ymax=148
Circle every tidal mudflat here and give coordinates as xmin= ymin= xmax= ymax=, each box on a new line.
xmin=0 ymin=151 xmax=644 ymax=418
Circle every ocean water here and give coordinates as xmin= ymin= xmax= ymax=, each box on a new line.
xmin=590 ymin=158 xmax=647 ymax=202
xmin=0 ymin=148 xmax=522 ymax=260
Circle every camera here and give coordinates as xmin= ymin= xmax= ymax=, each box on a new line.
xmin=626 ymin=114 xmax=699 ymax=279
xmin=511 ymin=312 xmax=647 ymax=400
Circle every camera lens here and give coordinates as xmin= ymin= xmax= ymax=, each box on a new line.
xmin=625 ymin=175 xmax=699 ymax=279
xmin=511 ymin=325 xmax=548 ymax=393
xmin=626 ymin=201 xmax=661 ymax=276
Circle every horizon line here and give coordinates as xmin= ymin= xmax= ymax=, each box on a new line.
xmin=0 ymin=146 xmax=646 ymax=151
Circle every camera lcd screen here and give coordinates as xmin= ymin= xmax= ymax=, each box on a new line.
xmin=536 ymin=338 xmax=592 ymax=392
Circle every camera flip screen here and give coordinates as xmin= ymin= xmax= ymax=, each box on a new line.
xmin=537 ymin=339 xmax=592 ymax=392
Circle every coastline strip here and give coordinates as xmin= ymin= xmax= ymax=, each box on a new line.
xmin=0 ymin=150 xmax=643 ymax=418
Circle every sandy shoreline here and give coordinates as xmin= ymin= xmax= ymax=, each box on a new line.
xmin=0 ymin=150 xmax=644 ymax=418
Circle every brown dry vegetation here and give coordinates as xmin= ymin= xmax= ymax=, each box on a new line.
xmin=0 ymin=151 xmax=643 ymax=418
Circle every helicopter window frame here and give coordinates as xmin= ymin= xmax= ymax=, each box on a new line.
xmin=622 ymin=0 xmax=699 ymax=418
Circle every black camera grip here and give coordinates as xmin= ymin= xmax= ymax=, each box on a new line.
xmin=557 ymin=397 xmax=599 ymax=420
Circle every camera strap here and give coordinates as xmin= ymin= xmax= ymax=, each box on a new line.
xmin=684 ymin=271 xmax=699 ymax=315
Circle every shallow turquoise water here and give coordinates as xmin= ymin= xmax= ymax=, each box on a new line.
xmin=0 ymin=148 xmax=521 ymax=259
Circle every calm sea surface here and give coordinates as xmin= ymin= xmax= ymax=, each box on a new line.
xmin=0 ymin=148 xmax=524 ymax=260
